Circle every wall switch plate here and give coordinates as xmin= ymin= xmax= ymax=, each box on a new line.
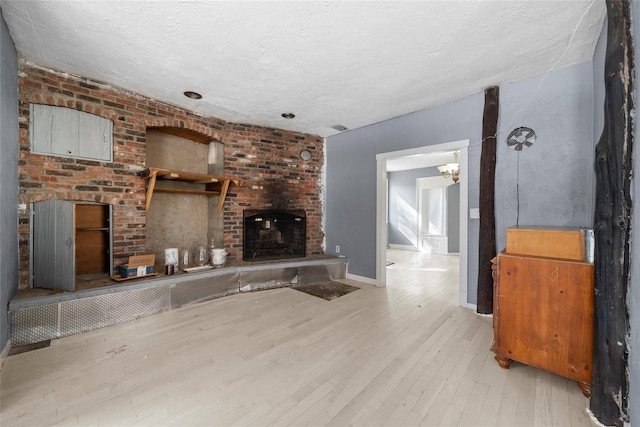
xmin=336 ymin=245 xmax=341 ymax=253
xmin=470 ymin=208 xmax=480 ymax=219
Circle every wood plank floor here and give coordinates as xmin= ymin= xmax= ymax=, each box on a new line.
xmin=0 ymin=249 xmax=592 ymax=426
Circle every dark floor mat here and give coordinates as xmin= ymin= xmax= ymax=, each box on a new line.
xmin=292 ymin=281 xmax=360 ymax=301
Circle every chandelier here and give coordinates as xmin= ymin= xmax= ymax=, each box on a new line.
xmin=437 ymin=151 xmax=460 ymax=183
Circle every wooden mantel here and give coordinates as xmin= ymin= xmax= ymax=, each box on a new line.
xmin=143 ymin=167 xmax=240 ymax=215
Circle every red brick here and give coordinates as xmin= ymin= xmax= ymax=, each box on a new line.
xmin=17 ymin=62 xmax=325 ymax=289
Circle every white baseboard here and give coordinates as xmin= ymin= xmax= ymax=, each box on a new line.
xmin=346 ymin=273 xmax=380 ymax=286
xmin=460 ymin=302 xmax=478 ymax=311
xmin=388 ymin=244 xmax=419 ymax=252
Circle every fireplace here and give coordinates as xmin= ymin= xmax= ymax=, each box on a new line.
xmin=243 ymin=209 xmax=306 ymax=261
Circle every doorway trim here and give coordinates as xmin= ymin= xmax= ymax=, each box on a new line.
xmin=376 ymin=139 xmax=472 ymax=308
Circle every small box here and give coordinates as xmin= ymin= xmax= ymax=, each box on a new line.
xmin=117 ymin=254 xmax=155 ymax=278
xmin=117 ymin=265 xmax=154 ymax=278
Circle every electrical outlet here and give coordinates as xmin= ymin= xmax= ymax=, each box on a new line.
xmin=336 ymin=245 xmax=341 ymax=253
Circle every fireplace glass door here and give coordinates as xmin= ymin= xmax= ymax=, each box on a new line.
xmin=243 ymin=210 xmax=305 ymax=261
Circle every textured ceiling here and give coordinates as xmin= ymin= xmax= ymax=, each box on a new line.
xmin=0 ymin=1 xmax=605 ymax=137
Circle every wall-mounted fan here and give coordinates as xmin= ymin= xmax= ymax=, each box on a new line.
xmin=506 ymin=127 xmax=536 ymax=151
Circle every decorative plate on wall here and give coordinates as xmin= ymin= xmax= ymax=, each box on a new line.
xmin=300 ymin=150 xmax=312 ymax=161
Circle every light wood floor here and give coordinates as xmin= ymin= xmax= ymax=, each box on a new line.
xmin=0 ymin=249 xmax=592 ymax=426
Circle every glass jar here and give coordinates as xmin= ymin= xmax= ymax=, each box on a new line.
xmin=195 ymin=245 xmax=208 ymax=266
xmin=181 ymin=249 xmax=190 ymax=270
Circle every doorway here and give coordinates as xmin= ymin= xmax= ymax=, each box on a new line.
xmin=416 ymin=176 xmax=459 ymax=254
xmin=376 ymin=140 xmax=472 ymax=308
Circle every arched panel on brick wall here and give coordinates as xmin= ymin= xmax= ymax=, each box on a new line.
xmin=144 ymin=121 xmax=223 ymax=143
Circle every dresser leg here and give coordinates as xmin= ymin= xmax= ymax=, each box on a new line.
xmin=495 ymin=356 xmax=512 ymax=369
xmin=577 ymin=381 xmax=591 ymax=398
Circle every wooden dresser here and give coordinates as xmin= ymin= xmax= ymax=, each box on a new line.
xmin=491 ymin=228 xmax=594 ymax=397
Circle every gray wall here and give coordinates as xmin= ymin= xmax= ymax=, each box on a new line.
xmin=326 ymin=61 xmax=597 ymax=305
xmin=0 ymin=10 xmax=19 ymax=353
xmin=447 ymin=183 xmax=460 ymax=253
xmin=325 ymin=93 xmax=483 ymax=290
xmin=387 ymin=167 xmax=437 ymax=247
xmin=494 ymin=61 xmax=597 ymax=252
xmin=629 ymin=2 xmax=639 ymax=424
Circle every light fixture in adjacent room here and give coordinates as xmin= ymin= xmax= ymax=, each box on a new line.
xmin=183 ymin=91 xmax=202 ymax=100
xmin=281 ymin=113 xmax=295 ymax=119
xmin=437 ymin=151 xmax=460 ymax=183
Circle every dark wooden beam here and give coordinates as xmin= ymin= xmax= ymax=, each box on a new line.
xmin=477 ymin=86 xmax=499 ymax=314
xmin=591 ymin=1 xmax=633 ymax=425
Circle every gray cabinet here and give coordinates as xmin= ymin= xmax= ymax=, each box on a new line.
xmin=32 ymin=200 xmax=113 ymax=291
xmin=30 ymin=104 xmax=113 ymax=162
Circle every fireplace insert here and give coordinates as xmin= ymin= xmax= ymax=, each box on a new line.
xmin=243 ymin=209 xmax=306 ymax=261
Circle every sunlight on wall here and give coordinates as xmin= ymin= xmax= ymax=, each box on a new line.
xmin=397 ymin=196 xmax=418 ymax=246
xmin=425 ymin=187 xmax=447 ymax=236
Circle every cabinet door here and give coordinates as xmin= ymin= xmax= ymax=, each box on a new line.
xmin=78 ymin=110 xmax=113 ymax=161
xmin=29 ymin=103 xmax=55 ymax=155
xmin=50 ymin=106 xmax=80 ymax=157
xmin=33 ymin=200 xmax=75 ymax=291
xmin=31 ymin=104 xmax=78 ymax=157
xmin=108 ymin=203 xmax=113 ymax=276
xmin=494 ymin=253 xmax=593 ymax=382
xmin=30 ymin=104 xmax=113 ymax=162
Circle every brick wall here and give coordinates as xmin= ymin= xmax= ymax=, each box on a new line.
xmin=17 ymin=61 xmax=324 ymax=290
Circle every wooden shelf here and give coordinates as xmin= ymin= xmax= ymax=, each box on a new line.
xmin=143 ymin=167 xmax=239 ymax=215
xmin=153 ymin=188 xmax=221 ymax=196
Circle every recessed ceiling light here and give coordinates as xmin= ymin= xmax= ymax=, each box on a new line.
xmin=281 ymin=113 xmax=296 ymax=119
xmin=332 ymin=124 xmax=348 ymax=131
xmin=184 ymin=91 xmax=202 ymax=100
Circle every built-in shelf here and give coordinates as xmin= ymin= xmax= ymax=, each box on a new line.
xmin=143 ymin=167 xmax=240 ymax=215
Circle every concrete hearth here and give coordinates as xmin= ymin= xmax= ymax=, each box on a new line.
xmin=10 ymin=256 xmax=347 ymax=347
